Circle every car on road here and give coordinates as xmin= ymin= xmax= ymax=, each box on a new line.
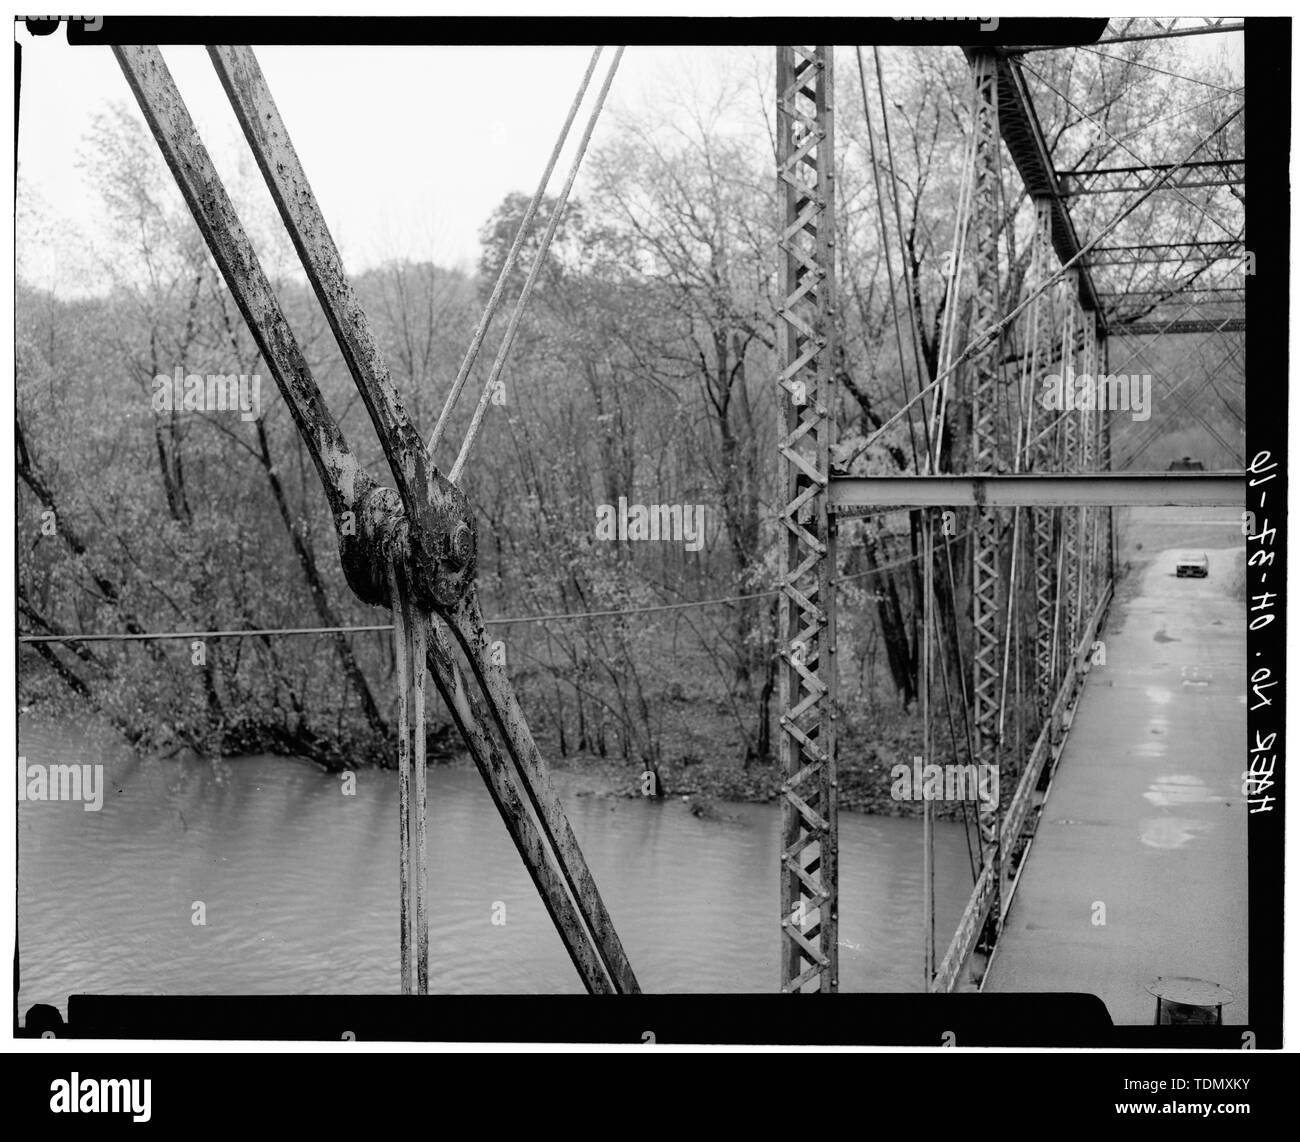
xmin=1175 ymin=551 xmax=1210 ymax=578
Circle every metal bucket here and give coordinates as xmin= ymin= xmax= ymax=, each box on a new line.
xmin=1146 ymin=976 xmax=1235 ymax=1025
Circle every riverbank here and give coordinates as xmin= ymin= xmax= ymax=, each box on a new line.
xmin=451 ymin=740 xmax=981 ymax=824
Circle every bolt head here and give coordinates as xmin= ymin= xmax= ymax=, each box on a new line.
xmin=447 ymin=521 xmax=472 ymax=568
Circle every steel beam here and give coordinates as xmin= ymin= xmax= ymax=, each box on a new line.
xmin=776 ymin=44 xmax=838 ymax=995
xmin=1066 ymin=180 xmax=1244 ymax=196
xmin=828 ymin=472 xmax=1246 ymax=510
xmin=1115 ymin=318 xmax=1246 ymax=335
xmin=1088 ymin=240 xmax=1242 ymax=266
xmin=1097 ymin=288 xmax=1246 ymax=301
xmin=1061 ymin=159 xmax=1244 ymax=178
xmin=962 ymin=47 xmax=1105 ymax=328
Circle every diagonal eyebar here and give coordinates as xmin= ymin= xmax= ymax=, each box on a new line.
xmin=112 ymin=43 xmax=391 ymax=605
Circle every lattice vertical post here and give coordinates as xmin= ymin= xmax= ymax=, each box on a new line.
xmin=1058 ymin=275 xmax=1080 ymax=671
xmin=1029 ymin=199 xmax=1057 ymax=712
xmin=776 ymin=44 xmax=838 ymax=994
xmin=1100 ymin=333 xmax=1114 ymax=586
xmin=968 ymin=52 xmax=1002 ymax=875
xmin=1080 ymin=310 xmax=1097 ymax=621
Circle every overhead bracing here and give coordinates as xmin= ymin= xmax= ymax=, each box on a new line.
xmin=1059 ymin=159 xmax=1245 ymax=197
xmin=1100 ymin=288 xmax=1246 ymax=301
xmin=828 ymin=473 xmax=1244 ymax=510
xmin=1088 ymin=240 xmax=1243 ymax=266
xmin=962 ymin=47 xmax=1106 ymax=326
xmin=1116 ymin=317 xmax=1246 ymax=335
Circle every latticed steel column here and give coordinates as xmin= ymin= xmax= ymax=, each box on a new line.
xmin=1028 ymin=199 xmax=1057 ymax=711
xmin=776 ymin=44 xmax=838 ymax=994
xmin=1058 ymin=275 xmax=1080 ymax=669
xmin=1079 ymin=310 xmax=1097 ymax=622
xmin=1100 ymin=333 xmax=1114 ymax=585
xmin=968 ymin=51 xmax=1002 ymax=857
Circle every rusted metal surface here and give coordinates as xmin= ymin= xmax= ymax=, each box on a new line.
xmin=209 ymin=45 xmax=475 ymax=616
xmin=388 ymin=562 xmax=416 ymax=995
xmin=112 ymin=44 xmax=388 ymax=607
xmin=121 ymin=42 xmax=640 ymax=996
xmin=422 ymin=617 xmax=620 ymax=994
xmin=932 ymin=862 xmax=996 ymax=994
xmin=389 ymin=559 xmax=431 ymax=994
xmin=410 ymin=606 xmax=429 ymax=995
xmin=443 ymin=594 xmax=641 ymax=995
xmin=213 ymin=43 xmax=635 ymax=995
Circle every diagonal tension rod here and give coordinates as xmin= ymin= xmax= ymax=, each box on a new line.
xmin=113 ymin=43 xmax=639 ymax=995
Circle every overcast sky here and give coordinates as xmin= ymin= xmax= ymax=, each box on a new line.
xmin=16 ymin=19 xmax=1242 ymax=297
xmin=16 ymin=32 xmax=773 ymax=293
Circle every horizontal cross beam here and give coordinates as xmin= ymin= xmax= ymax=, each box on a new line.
xmin=1098 ymin=288 xmax=1245 ymax=301
xmin=1087 ymin=240 xmax=1243 ymax=267
xmin=828 ymin=472 xmax=1245 ymax=511
xmin=1060 ymin=158 xmax=1244 ymax=178
xmin=1064 ymin=176 xmax=1244 ymax=196
xmin=1113 ymin=318 xmax=1246 ymax=335
xmin=1060 ymin=159 xmax=1245 ymax=196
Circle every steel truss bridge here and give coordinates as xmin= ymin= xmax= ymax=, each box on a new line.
xmin=774 ymin=38 xmax=1244 ymax=993
xmin=115 ymin=26 xmax=1245 ymax=998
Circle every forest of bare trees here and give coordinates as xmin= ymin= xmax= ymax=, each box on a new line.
xmin=17 ymin=41 xmax=1244 ymax=796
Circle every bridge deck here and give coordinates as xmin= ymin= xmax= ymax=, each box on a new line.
xmin=984 ymin=512 xmax=1248 ymax=1025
